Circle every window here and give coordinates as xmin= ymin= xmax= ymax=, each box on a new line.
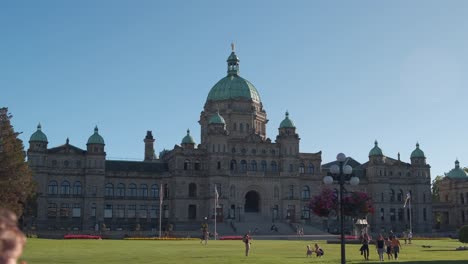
xmin=91 ymin=203 xmax=96 ymax=217
xmin=397 ymin=190 xmax=403 ymax=202
xmin=47 ymin=203 xmax=57 ymax=217
xmin=116 ymin=204 xmax=125 ymax=218
xmin=128 ymin=184 xmax=137 ymax=197
xmin=151 ymin=184 xmax=159 ymax=198
xmin=271 ymin=161 xmax=277 ymax=172
xmin=60 ymin=203 xmax=69 ymax=217
xmin=61 ymin=181 xmax=71 ymax=195
xmin=398 ymin=208 xmax=404 ymax=221
xmin=240 ymin=160 xmax=247 ymax=172
xmin=289 ymin=164 xmax=293 ymax=172
xmin=138 ymin=184 xmax=148 ymax=198
xmin=163 ymin=205 xmax=169 ymax=219
xmin=76 ymin=160 xmax=81 ymax=168
xmin=424 ymin=208 xmax=428 ymax=221
xmin=105 ymin=183 xmax=114 ymax=197
xmin=48 ymin=181 xmax=58 ymax=195
xmin=308 ymin=164 xmax=314 ymax=174
xmin=72 ymin=204 xmax=81 ymax=218
xmin=389 ymin=189 xmax=395 ymax=202
xmin=251 ymin=160 xmax=257 ymax=171
xmin=299 ymin=163 xmax=305 ymax=173
xmin=461 ymin=193 xmax=465 ymax=205
xmin=64 ymin=160 xmax=69 ymax=167
xmin=117 ymin=183 xmax=125 ymax=197
xmin=288 ymin=185 xmax=294 ymax=199
xmin=302 ymin=206 xmax=310 ymax=219
xmin=139 ymin=205 xmax=147 ymax=218
xmin=230 ymin=185 xmax=235 ymax=198
xmin=217 ymin=161 xmax=221 ymax=170
xmin=230 ymin=160 xmax=237 ymax=171
xmin=150 ymin=205 xmax=158 ymax=219
xmin=194 ymin=160 xmax=201 ymax=170
xmin=301 ymin=186 xmax=310 ymax=200
xmin=380 ymin=208 xmax=384 ymax=221
xmin=188 ymin=204 xmax=197 ymax=219
xmin=381 ymin=192 xmax=384 ymax=202
xmin=104 ymin=204 xmax=113 ymax=218
xmin=390 ymin=208 xmax=396 ymax=222
xmin=184 ymin=159 xmax=191 ymax=170
xmin=189 ymin=183 xmax=197 ymax=197
xmin=261 ymin=160 xmax=267 ymax=172
xmin=73 ymin=181 xmax=82 ymax=195
xmin=240 ymin=123 xmax=244 ymax=132
xmin=164 ymin=184 xmax=169 ymax=198
xmin=127 ymin=205 xmax=136 ymax=218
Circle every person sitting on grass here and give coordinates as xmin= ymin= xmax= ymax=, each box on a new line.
xmin=314 ymin=243 xmax=324 ymax=257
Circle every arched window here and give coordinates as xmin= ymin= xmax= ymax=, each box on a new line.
xmin=240 ymin=123 xmax=244 ymax=132
xmin=299 ymin=163 xmax=305 ymax=173
xmin=73 ymin=181 xmax=82 ymax=195
xmin=251 ymin=160 xmax=257 ymax=171
xmin=230 ymin=160 xmax=237 ymax=171
xmin=261 ymin=160 xmax=267 ymax=172
xmin=189 ymin=183 xmax=197 ymax=197
xmin=128 ymin=183 xmax=137 ymax=197
xmin=301 ymin=186 xmax=310 ymax=200
xmin=389 ymin=189 xmax=395 ymax=202
xmin=274 ymin=186 xmax=279 ymax=199
xmin=151 ymin=184 xmax=159 ymax=198
xmin=61 ymin=181 xmax=71 ymax=195
xmin=48 ymin=181 xmax=58 ymax=195
xmin=105 ymin=183 xmax=114 ymax=197
xmin=47 ymin=203 xmax=57 ymax=217
xmin=397 ymin=190 xmax=404 ymax=202
xmin=117 ymin=183 xmax=125 ymax=197
xmin=240 ymin=160 xmax=247 ymax=172
xmin=184 ymin=159 xmax=191 ymax=170
xmin=308 ymin=163 xmax=314 ymax=174
xmin=139 ymin=184 xmax=148 ymax=198
xmin=194 ymin=160 xmax=201 ymax=170
xmin=230 ymin=185 xmax=236 ymax=198
xmin=271 ymin=161 xmax=278 ymax=172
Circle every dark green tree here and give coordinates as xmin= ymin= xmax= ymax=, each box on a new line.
xmin=431 ymin=175 xmax=443 ymax=202
xmin=459 ymin=225 xmax=468 ymax=244
xmin=0 ymin=107 xmax=35 ymax=217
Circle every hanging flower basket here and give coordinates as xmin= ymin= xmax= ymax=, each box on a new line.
xmin=309 ymin=188 xmax=374 ymax=217
xmin=309 ymin=188 xmax=338 ymax=217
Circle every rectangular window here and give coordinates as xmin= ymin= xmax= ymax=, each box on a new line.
xmin=128 ymin=205 xmax=136 ymax=218
xmin=47 ymin=203 xmax=57 ymax=217
xmin=91 ymin=204 xmax=96 ymax=217
xmin=301 ymin=206 xmax=310 ymax=219
xmin=380 ymin=208 xmax=384 ymax=221
xmin=139 ymin=205 xmax=148 ymax=218
xmin=104 ymin=204 xmax=113 ymax=218
xmin=390 ymin=208 xmax=396 ymax=222
xmin=72 ymin=204 xmax=81 ymax=218
xmin=150 ymin=205 xmax=159 ymax=219
xmin=398 ymin=208 xmax=404 ymax=221
xmin=116 ymin=205 xmax=125 ymax=218
xmin=163 ymin=205 xmax=169 ymax=219
xmin=288 ymin=185 xmax=294 ymax=199
xmin=424 ymin=208 xmax=427 ymax=221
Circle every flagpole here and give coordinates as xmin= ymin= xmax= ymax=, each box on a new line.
xmin=159 ymin=184 xmax=163 ymax=238
xmin=409 ymin=196 xmax=412 ymax=234
xmin=214 ymin=185 xmax=217 ymax=241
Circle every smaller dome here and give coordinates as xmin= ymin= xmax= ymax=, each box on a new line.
xmin=279 ymin=111 xmax=295 ymax=128
xmin=181 ymin=129 xmax=195 ymax=144
xmin=446 ymin=159 xmax=467 ymax=179
xmin=87 ymin=126 xmax=105 ymax=145
xmin=410 ymin=142 xmax=425 ymax=158
xmin=29 ymin=123 xmax=48 ymax=143
xmin=369 ymin=140 xmax=383 ymax=156
xmin=209 ymin=112 xmax=226 ymax=125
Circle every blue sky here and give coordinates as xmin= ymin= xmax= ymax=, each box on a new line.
xmin=1 ymin=1 xmax=467 ymax=179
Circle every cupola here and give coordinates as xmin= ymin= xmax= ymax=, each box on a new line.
xmin=279 ymin=111 xmax=295 ymax=128
xmin=29 ymin=123 xmax=48 ymax=143
xmin=87 ymin=126 xmax=105 ymax=145
xmin=181 ymin=129 xmax=196 ymax=149
xmin=369 ymin=140 xmax=383 ymax=157
xmin=446 ymin=159 xmax=468 ymax=179
xmin=410 ymin=142 xmax=425 ymax=158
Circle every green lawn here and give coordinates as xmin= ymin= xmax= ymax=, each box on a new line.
xmin=21 ymin=238 xmax=467 ymax=264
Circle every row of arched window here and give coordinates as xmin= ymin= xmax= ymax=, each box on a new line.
xmin=229 ymin=160 xmax=315 ymax=174
xmin=47 ymin=181 xmax=81 ymax=195
xmin=183 ymin=160 xmax=201 ymax=170
xmin=104 ymin=183 xmax=168 ymax=198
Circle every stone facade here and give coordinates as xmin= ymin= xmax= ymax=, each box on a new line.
xmin=26 ymin=48 xmax=433 ymax=234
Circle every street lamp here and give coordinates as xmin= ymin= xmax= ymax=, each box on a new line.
xmin=323 ymin=153 xmax=359 ymax=264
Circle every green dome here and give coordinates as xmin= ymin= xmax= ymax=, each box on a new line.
xmin=209 ymin=112 xmax=226 ymax=124
xmin=279 ymin=111 xmax=295 ymax=128
xmin=446 ymin=160 xmax=467 ymax=179
xmin=181 ymin=129 xmax=195 ymax=144
xmin=206 ymin=49 xmax=261 ymax=103
xmin=410 ymin=142 xmax=425 ymax=158
xmin=29 ymin=123 xmax=48 ymax=142
xmin=87 ymin=126 xmax=105 ymax=145
xmin=369 ymin=140 xmax=383 ymax=156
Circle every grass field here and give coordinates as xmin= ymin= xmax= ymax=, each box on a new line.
xmin=21 ymin=238 xmax=467 ymax=264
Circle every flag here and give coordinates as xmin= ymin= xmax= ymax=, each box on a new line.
xmin=214 ymin=185 xmax=219 ymax=202
xmin=160 ymin=184 xmax=163 ymax=205
xmin=403 ymin=192 xmax=411 ymax=208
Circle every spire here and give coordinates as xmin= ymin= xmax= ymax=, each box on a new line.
xmin=455 ymin=159 xmax=460 ymax=168
xmin=398 ymin=152 xmax=400 ymax=161
xmin=66 ymin=138 xmax=69 ymax=145
xmin=94 ymin=126 xmax=99 ymax=133
xmin=227 ymin=44 xmax=240 ymax=76
xmin=37 ymin=123 xmax=42 ymax=130
xmin=231 ymin=42 xmax=235 ymax=52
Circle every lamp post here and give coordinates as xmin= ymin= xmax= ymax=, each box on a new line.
xmin=323 ymin=153 xmax=360 ymax=264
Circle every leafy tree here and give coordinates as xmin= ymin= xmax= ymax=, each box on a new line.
xmin=0 ymin=107 xmax=35 ymax=217
xmin=459 ymin=225 xmax=468 ymax=244
xmin=431 ymin=175 xmax=443 ymax=202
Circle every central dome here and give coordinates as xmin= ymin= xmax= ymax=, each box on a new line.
xmin=207 ymin=75 xmax=261 ymax=102
xmin=206 ymin=47 xmax=261 ymax=103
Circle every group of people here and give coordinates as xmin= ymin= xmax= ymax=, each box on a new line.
xmin=306 ymin=243 xmax=324 ymax=257
xmin=360 ymin=231 xmax=404 ymax=262
xmin=0 ymin=208 xmax=27 ymax=264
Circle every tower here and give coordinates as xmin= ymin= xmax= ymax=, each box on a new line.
xmin=144 ymin=130 xmax=156 ymax=161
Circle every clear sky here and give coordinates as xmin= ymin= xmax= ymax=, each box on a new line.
xmin=1 ymin=1 xmax=467 ymax=180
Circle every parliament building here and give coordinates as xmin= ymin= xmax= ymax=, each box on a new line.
xmin=27 ymin=47 xmax=433 ymax=235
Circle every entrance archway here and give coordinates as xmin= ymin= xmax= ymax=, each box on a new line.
xmin=244 ymin=191 xmax=260 ymax=212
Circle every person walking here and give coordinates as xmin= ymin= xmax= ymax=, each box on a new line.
xmin=376 ymin=234 xmax=385 ymax=262
xmin=385 ymin=237 xmax=393 ymax=260
xmin=360 ymin=232 xmax=371 ymax=260
xmin=408 ymin=231 xmax=413 ymax=244
xmin=242 ymin=232 xmax=252 ymax=256
xmin=391 ymin=236 xmax=402 ymax=260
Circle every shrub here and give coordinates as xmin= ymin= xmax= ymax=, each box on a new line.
xmin=459 ymin=225 xmax=468 ymax=244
